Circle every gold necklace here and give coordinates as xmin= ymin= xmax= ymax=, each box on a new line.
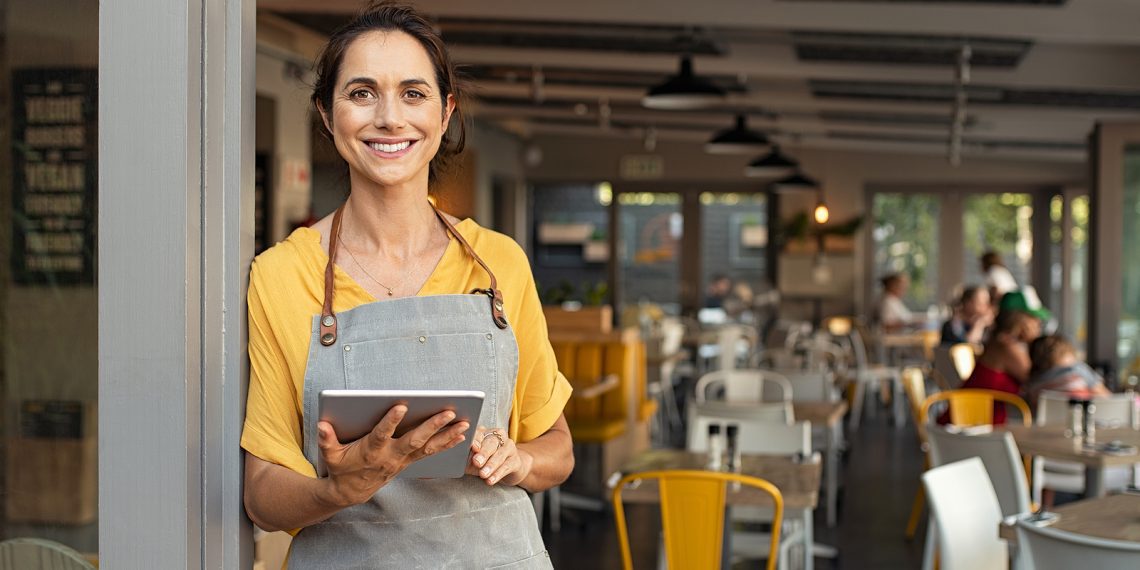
xmin=338 ymin=229 xmax=397 ymax=297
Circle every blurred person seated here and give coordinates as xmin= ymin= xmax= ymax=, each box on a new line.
xmin=722 ymin=281 xmax=754 ymax=322
xmin=1026 ymin=334 xmax=1109 ymax=409
xmin=704 ymin=274 xmax=733 ymax=309
xmin=876 ymin=273 xmax=921 ymax=332
xmin=940 ymin=285 xmax=993 ymax=345
xmin=980 ymin=250 xmax=1018 ymax=303
xmin=957 ymin=310 xmax=1041 ymax=424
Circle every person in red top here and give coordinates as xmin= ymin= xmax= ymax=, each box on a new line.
xmin=959 ymin=309 xmax=1040 ymax=424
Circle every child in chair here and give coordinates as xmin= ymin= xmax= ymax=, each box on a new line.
xmin=1026 ymin=335 xmax=1110 ymax=409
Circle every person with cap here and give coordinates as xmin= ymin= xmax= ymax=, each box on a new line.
xmin=998 ymin=286 xmax=1054 ymax=332
xmin=957 ymin=309 xmax=1041 ymax=424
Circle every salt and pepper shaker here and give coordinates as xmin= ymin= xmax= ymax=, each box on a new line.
xmin=1082 ymin=401 xmax=1097 ymax=445
xmin=1068 ymin=399 xmax=1084 ymax=439
xmin=706 ymin=423 xmax=724 ymax=471
xmin=726 ymin=424 xmax=741 ymax=473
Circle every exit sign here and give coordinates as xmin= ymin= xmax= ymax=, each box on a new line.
xmin=619 ymin=154 xmax=664 ymax=180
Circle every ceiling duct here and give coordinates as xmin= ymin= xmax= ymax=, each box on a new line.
xmin=792 ymin=31 xmax=1031 ymax=68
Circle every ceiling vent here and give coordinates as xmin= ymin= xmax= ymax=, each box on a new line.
xmin=792 ymin=31 xmax=1031 ymax=68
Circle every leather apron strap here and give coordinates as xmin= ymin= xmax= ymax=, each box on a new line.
xmin=319 ymin=202 xmax=508 ymax=347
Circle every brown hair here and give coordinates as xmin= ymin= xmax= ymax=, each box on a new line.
xmin=959 ymin=285 xmax=984 ymax=306
xmin=981 ymin=251 xmax=1002 ymax=269
xmin=992 ymin=308 xmax=1033 ymax=338
xmin=310 ymin=1 xmax=467 ymax=185
xmin=1029 ymin=335 xmax=1076 ymax=376
xmin=880 ymin=273 xmax=904 ymax=290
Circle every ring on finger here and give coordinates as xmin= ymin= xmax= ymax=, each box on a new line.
xmin=482 ymin=430 xmax=506 ymax=448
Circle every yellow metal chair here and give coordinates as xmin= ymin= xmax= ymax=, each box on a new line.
xmin=948 ymin=343 xmax=977 ymax=379
xmin=612 ymin=470 xmax=784 ymax=570
xmin=919 ymin=388 xmax=1032 ymax=427
xmin=900 ymin=366 xmax=932 ymax=540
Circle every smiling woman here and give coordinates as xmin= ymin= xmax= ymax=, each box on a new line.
xmin=240 ymin=2 xmax=573 ymax=568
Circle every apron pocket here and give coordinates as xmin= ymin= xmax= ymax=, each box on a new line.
xmin=342 ymin=332 xmax=499 ymax=426
xmin=486 ymin=551 xmax=552 ymax=570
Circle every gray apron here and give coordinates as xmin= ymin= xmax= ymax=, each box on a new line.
xmin=288 ymin=205 xmax=551 ymax=569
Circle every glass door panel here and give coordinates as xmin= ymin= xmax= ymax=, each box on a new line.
xmin=3 ymin=0 xmax=99 ymax=558
xmin=872 ymin=194 xmax=940 ymax=309
xmin=618 ymin=192 xmax=682 ymax=314
xmin=700 ymin=192 xmax=767 ymax=316
xmin=962 ymin=193 xmax=1034 ymax=293
xmin=1119 ymin=146 xmax=1140 ymax=375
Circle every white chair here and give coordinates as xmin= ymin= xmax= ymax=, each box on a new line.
xmin=0 ymin=538 xmax=95 ymax=570
xmin=1033 ymin=391 xmax=1139 ymax=504
xmin=686 ymin=415 xmax=813 ymax=569
xmin=694 ymin=369 xmax=792 ymax=405
xmin=687 ymin=400 xmax=794 ymax=430
xmin=927 ymin=426 xmax=1031 ymax=517
xmin=1015 ymin=515 xmax=1140 ymax=570
xmin=646 ymin=317 xmax=687 ymax=443
xmin=922 ymin=457 xmax=1009 ymax=570
xmin=774 ymin=368 xmax=838 ymax=403
xmin=832 ymin=319 xmax=902 ymax=429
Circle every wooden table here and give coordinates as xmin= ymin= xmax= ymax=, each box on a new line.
xmin=881 ymin=330 xmax=940 ymax=362
xmin=795 ymin=401 xmax=849 ymax=528
xmin=999 ymin=493 xmax=1140 ymax=544
xmin=1005 ymin=425 xmax=1140 ymax=498
xmin=616 ymin=449 xmax=822 ymax=570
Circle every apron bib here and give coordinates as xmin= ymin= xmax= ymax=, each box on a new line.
xmin=288 ymin=205 xmax=551 ymax=569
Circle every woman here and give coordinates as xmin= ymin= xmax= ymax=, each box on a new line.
xmin=876 ymin=273 xmax=918 ymax=332
xmin=940 ymin=285 xmax=992 ymax=346
xmin=959 ymin=309 xmax=1040 ymax=424
xmin=241 ymin=3 xmax=572 ymax=567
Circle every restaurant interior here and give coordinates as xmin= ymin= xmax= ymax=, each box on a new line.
xmin=4 ymin=0 xmax=1140 ymax=568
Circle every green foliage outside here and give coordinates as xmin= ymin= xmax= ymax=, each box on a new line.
xmin=872 ymin=194 xmax=939 ymax=307
xmin=962 ymin=193 xmax=1031 ymax=259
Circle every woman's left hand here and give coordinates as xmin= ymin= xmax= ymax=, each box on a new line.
xmin=467 ymin=426 xmax=533 ymax=486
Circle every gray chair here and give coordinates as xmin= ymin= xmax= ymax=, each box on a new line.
xmin=1033 ymin=391 xmax=1139 ymax=503
xmin=927 ymin=426 xmax=1031 ymax=517
xmin=0 ymin=538 xmax=95 ymax=570
xmin=1015 ymin=515 xmax=1140 ymax=570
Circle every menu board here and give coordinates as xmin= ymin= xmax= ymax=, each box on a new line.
xmin=11 ymin=68 xmax=97 ymax=285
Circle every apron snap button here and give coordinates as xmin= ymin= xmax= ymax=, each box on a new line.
xmin=494 ymin=301 xmax=504 ymax=311
xmin=320 ymin=333 xmax=335 ymax=345
xmin=321 ymin=315 xmax=335 ymax=327
xmin=419 ymin=336 xmax=427 ymax=343
xmin=344 ymin=345 xmax=351 ymax=352
xmin=486 ymin=333 xmax=493 ymax=340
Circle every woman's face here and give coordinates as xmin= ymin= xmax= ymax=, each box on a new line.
xmin=323 ymin=30 xmax=454 ymax=190
xmin=964 ymin=289 xmax=991 ymax=318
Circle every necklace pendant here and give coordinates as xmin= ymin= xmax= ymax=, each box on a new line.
xmin=386 ymin=290 xmax=394 ymax=296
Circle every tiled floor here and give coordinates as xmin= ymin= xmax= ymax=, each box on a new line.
xmin=546 ymin=409 xmax=930 ymax=569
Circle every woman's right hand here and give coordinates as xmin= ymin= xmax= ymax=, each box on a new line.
xmin=315 ymin=405 xmax=469 ymax=507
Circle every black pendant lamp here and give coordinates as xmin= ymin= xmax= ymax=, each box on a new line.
xmin=771 ymin=171 xmax=820 ymax=193
xmin=744 ymin=146 xmax=798 ymax=178
xmin=642 ymin=55 xmax=726 ymax=110
xmin=705 ymin=114 xmax=770 ymax=154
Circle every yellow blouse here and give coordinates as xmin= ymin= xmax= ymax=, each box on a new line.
xmin=240 ymin=219 xmax=572 ymax=477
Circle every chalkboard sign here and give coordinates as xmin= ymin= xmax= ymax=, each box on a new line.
xmin=11 ymin=68 xmax=98 ymax=285
xmin=19 ymin=400 xmax=85 ymax=439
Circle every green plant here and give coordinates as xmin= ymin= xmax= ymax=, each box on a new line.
xmin=582 ymin=281 xmax=609 ymax=306
xmin=776 ymin=212 xmax=864 ymax=243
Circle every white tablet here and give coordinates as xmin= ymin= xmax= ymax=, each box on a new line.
xmin=317 ymin=389 xmax=484 ymax=479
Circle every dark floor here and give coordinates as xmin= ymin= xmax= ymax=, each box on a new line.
xmin=545 ymin=408 xmax=930 ymax=569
